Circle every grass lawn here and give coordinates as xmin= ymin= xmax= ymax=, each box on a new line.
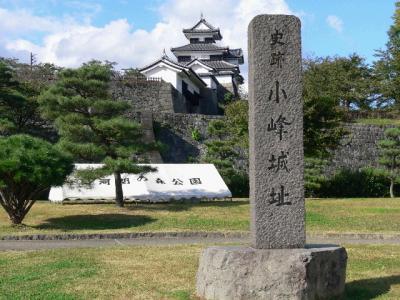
xmin=0 ymin=244 xmax=399 ymax=299
xmin=306 ymin=198 xmax=400 ymax=234
xmin=0 ymin=198 xmax=400 ymax=236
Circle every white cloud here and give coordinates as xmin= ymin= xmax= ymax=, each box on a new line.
xmin=0 ymin=7 xmax=75 ymax=35
xmin=326 ymin=15 xmax=343 ymax=33
xmin=1 ymin=0 xmax=295 ymax=86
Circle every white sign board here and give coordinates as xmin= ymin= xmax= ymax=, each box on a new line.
xmin=49 ymin=164 xmax=232 ymax=202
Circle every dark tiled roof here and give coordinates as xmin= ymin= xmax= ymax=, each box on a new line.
xmin=183 ymin=29 xmax=220 ymax=34
xmin=139 ymin=55 xmax=207 ymax=87
xmin=182 ymin=18 xmax=223 ymax=40
xmin=162 ymin=55 xmax=189 ymax=68
xmin=171 ymin=43 xmax=228 ymax=52
xmin=139 ymin=55 xmax=187 ymax=71
xmin=184 ymin=18 xmax=216 ymax=31
xmin=201 ymin=60 xmax=237 ymax=70
xmin=225 ymin=48 xmax=244 ymax=64
xmin=227 ymin=48 xmax=243 ymax=58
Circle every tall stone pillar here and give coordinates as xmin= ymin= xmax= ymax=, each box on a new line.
xmin=248 ymin=15 xmax=305 ymax=249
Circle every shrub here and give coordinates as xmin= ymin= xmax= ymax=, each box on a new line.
xmin=191 ymin=128 xmax=202 ymax=141
xmin=318 ymin=167 xmax=397 ymax=198
xmin=305 ymin=157 xmax=327 ymax=197
xmin=227 ymin=171 xmax=249 ymax=197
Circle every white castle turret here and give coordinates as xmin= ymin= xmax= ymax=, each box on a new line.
xmin=140 ymin=16 xmax=244 ymax=114
xmin=171 ymin=16 xmax=244 ymax=94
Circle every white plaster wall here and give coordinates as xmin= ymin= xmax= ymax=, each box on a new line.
xmin=142 ymin=65 xmax=178 ymax=89
xmin=141 ymin=64 xmax=201 ymax=94
xmin=191 ymin=53 xmax=210 ymax=60
xmin=197 ymin=23 xmax=209 ymax=30
xmin=215 ymin=74 xmax=233 ymax=85
xmin=201 ymin=77 xmax=212 ymax=88
xmin=191 ymin=64 xmax=212 ymax=74
xmin=173 ymin=51 xmax=222 ymax=59
xmin=199 ymin=76 xmax=218 ymax=89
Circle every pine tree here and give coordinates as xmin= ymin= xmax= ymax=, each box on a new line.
xmin=378 ymin=127 xmax=400 ymax=198
xmin=39 ymin=61 xmax=156 ymax=207
xmin=0 ymin=135 xmax=73 ymax=224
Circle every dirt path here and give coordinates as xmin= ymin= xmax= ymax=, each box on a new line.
xmin=0 ymin=236 xmax=248 ymax=251
xmin=1 ymin=234 xmax=400 ymax=251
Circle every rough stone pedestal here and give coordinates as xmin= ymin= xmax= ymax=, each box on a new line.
xmin=196 ymin=245 xmax=347 ymax=300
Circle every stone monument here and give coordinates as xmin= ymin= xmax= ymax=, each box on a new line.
xmin=196 ymin=15 xmax=348 ymax=300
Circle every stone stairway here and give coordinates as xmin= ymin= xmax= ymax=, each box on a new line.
xmin=139 ymin=111 xmax=163 ymax=163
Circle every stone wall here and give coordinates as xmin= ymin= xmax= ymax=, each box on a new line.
xmin=111 ymin=79 xmax=186 ymax=113
xmin=153 ymin=113 xmax=223 ymax=163
xmin=111 ymin=78 xmax=222 ymax=115
xmin=343 ymin=110 xmax=398 ymax=122
xmin=152 ymin=120 xmax=391 ymax=177
xmin=324 ymin=124 xmax=391 ymax=175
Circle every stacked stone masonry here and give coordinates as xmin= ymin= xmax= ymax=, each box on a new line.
xmin=153 ymin=113 xmax=223 ymax=163
xmin=131 ymin=113 xmax=390 ymax=176
xmin=111 ymin=79 xmax=186 ymax=113
xmin=324 ymin=124 xmax=391 ymax=175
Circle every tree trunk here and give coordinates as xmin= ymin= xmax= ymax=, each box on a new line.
xmin=0 ymin=190 xmax=38 ymax=225
xmin=390 ymin=178 xmax=395 ymax=198
xmin=9 ymin=214 xmax=24 ymax=225
xmin=114 ymin=172 xmax=124 ymax=207
xmin=8 ymin=205 xmax=26 ymax=225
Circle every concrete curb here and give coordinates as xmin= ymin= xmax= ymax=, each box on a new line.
xmin=0 ymin=231 xmax=250 ymax=241
xmin=1 ymin=231 xmax=400 ymax=242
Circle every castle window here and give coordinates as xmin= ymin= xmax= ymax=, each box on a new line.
xmin=210 ymin=55 xmax=222 ymax=61
xmin=205 ymin=38 xmax=214 ymax=43
xmin=190 ymin=38 xmax=199 ymax=43
xmin=178 ymin=56 xmax=191 ymax=62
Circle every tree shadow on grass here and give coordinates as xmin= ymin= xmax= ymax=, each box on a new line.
xmin=34 ymin=214 xmax=155 ymax=231
xmin=345 ymin=275 xmax=400 ymax=299
xmin=126 ymin=200 xmax=248 ymax=212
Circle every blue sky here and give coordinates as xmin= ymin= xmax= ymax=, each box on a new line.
xmin=0 ymin=0 xmax=396 ymax=69
xmin=288 ymin=0 xmax=396 ymax=63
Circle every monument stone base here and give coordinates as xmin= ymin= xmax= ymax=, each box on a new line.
xmin=196 ymin=245 xmax=347 ymax=300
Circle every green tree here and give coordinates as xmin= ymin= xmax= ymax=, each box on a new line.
xmin=203 ymin=100 xmax=249 ymax=196
xmin=0 ymin=134 xmax=73 ymax=224
xmin=302 ymin=54 xmax=374 ymax=193
xmin=378 ymin=127 xmax=400 ymax=198
xmin=303 ymin=54 xmax=372 ymax=110
xmin=303 ymin=94 xmax=345 ymax=158
xmin=0 ymin=59 xmax=51 ymax=137
xmin=302 ymin=55 xmax=373 ymax=157
xmin=39 ymin=61 xmax=156 ymax=207
xmin=0 ymin=60 xmax=20 ymax=134
xmin=374 ymin=1 xmax=400 ymax=109
xmin=205 ymin=96 xmax=345 ymax=196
